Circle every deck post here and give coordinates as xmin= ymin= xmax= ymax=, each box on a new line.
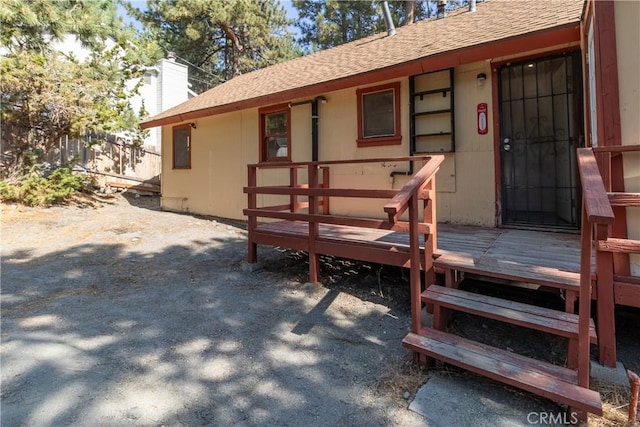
xmin=409 ymin=193 xmax=422 ymax=334
xmin=577 ymin=204 xmax=592 ymax=386
xmin=290 ymin=167 xmax=298 ymax=213
xmin=308 ymin=164 xmax=320 ymax=283
xmin=248 ymin=166 xmax=258 ymax=263
xmin=596 ymin=239 xmax=616 ymax=367
xmin=321 ymin=166 xmax=330 ymax=215
xmin=423 ymin=176 xmax=437 ymax=288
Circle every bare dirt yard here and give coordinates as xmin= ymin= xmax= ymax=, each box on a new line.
xmin=2 ymin=193 xmax=637 ymax=426
xmin=1 ymin=193 xmax=429 ymax=426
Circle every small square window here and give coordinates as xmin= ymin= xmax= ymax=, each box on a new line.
xmin=357 ymin=82 xmax=401 ymax=147
xmin=362 ymin=89 xmax=396 ymax=138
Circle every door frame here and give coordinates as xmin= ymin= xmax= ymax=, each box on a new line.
xmin=491 ymin=47 xmax=583 ymax=229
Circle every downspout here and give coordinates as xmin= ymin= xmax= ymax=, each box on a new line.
xmin=289 ymin=96 xmax=326 ymax=162
xmin=311 ymin=98 xmax=319 ymax=161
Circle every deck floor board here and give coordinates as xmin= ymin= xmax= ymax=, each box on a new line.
xmin=255 ymin=221 xmax=582 ymax=279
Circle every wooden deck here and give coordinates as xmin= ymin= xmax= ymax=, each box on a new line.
xmin=255 ymin=220 xmax=583 ymax=283
xmin=244 ymin=155 xmax=615 ymax=417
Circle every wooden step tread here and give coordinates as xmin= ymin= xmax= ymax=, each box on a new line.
xmin=434 ymin=252 xmax=582 ymax=289
xmin=403 ymin=329 xmax=603 ymax=415
xmin=423 ymin=285 xmax=597 ymax=342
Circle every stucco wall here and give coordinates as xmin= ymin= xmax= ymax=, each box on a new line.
xmin=441 ymin=62 xmax=495 ymax=226
xmin=314 ymin=67 xmax=494 ymax=225
xmin=161 ymin=109 xmax=254 ymax=218
xmin=615 ymin=0 xmax=640 ymax=275
xmin=157 ymin=61 xmax=527 ymax=228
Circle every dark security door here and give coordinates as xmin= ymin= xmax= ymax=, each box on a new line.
xmin=499 ymin=53 xmax=582 ymax=229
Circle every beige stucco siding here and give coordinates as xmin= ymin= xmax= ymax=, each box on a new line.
xmin=318 ymin=80 xmax=415 ymax=219
xmin=316 ymin=67 xmax=495 ymax=225
xmin=615 ymin=0 xmax=640 ymax=275
xmin=159 ymin=57 xmax=594 ymax=228
xmin=443 ymin=62 xmax=495 ymax=226
xmin=161 ymin=109 xmax=256 ymax=218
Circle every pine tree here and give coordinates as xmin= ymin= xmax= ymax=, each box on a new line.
xmin=0 ymin=0 xmax=161 ymax=178
xmin=128 ymin=0 xmax=302 ymax=92
xmin=292 ymin=1 xmax=468 ymax=51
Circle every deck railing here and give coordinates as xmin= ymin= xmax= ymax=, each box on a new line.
xmin=577 ymin=148 xmax=615 ymax=384
xmin=244 ymin=155 xmax=444 ymax=334
xmin=578 ymin=145 xmax=640 ymax=370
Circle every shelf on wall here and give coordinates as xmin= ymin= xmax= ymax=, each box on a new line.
xmin=410 ymin=68 xmax=455 ymax=154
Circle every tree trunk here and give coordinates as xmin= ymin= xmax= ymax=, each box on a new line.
xmin=219 ymin=22 xmax=243 ymax=78
xmin=404 ymin=1 xmax=416 ymax=25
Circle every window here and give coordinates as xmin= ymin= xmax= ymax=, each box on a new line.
xmin=357 ymin=82 xmax=401 ymax=147
xmin=173 ymin=124 xmax=191 ymax=169
xmin=260 ymin=104 xmax=290 ymax=162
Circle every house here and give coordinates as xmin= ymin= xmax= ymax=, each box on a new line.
xmin=55 ymin=35 xmax=192 ymax=152
xmin=49 ymin=38 xmax=192 ymax=188
xmin=130 ymin=53 xmax=196 ymax=153
xmin=141 ymin=0 xmax=639 ymax=419
xmin=142 ymin=0 xmax=592 ymax=227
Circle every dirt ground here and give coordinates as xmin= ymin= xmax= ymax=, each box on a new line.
xmin=2 ymin=193 xmax=637 ymax=426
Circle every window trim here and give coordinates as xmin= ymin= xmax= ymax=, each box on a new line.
xmin=172 ymin=123 xmax=191 ymax=169
xmin=356 ymin=82 xmax=402 ymax=147
xmin=259 ymin=103 xmax=291 ymax=162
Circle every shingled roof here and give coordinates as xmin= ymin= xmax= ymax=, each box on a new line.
xmin=141 ymin=0 xmax=583 ymax=129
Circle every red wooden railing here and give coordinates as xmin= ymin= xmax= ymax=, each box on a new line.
xmin=577 ymin=145 xmax=640 ymax=371
xmin=245 ymin=155 xmax=444 ymax=334
xmin=577 ymin=147 xmax=615 ymax=384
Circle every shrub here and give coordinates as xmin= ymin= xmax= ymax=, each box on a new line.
xmin=0 ymin=167 xmax=86 ymax=206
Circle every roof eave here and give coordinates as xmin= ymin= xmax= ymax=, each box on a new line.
xmin=140 ymin=22 xmax=580 ymax=130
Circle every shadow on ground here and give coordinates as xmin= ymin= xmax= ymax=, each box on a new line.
xmin=1 ymin=202 xmax=422 ymax=426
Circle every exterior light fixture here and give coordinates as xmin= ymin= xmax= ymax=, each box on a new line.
xmin=476 ymin=72 xmax=487 ymax=87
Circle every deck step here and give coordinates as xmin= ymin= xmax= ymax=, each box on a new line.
xmin=403 ymin=328 xmax=603 ymax=415
xmin=423 ymin=285 xmax=597 ymax=342
xmin=434 ymin=252 xmax=583 ymax=290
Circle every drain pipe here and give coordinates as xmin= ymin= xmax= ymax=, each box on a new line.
xmin=311 ymin=96 xmax=326 ymax=161
xmin=629 ymin=369 xmax=639 ymax=425
xmin=311 ymin=98 xmax=319 ymax=161
xmin=289 ymin=96 xmax=326 ymax=162
xmin=381 ymin=1 xmax=396 ymax=37
xmin=390 ymin=76 xmax=416 ymax=180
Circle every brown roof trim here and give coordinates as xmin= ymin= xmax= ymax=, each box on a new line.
xmin=141 ymin=23 xmax=580 ymax=130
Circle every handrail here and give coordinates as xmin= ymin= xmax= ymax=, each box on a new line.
xmin=245 ymin=187 xmax=400 ymax=199
xmin=384 ymin=155 xmax=445 ymax=223
xmin=577 ymin=148 xmax=615 ymax=229
xmin=592 ymin=145 xmax=640 ymax=154
xmin=247 ymin=155 xmax=434 ymax=169
xmin=576 ymin=147 xmax=618 ymax=381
